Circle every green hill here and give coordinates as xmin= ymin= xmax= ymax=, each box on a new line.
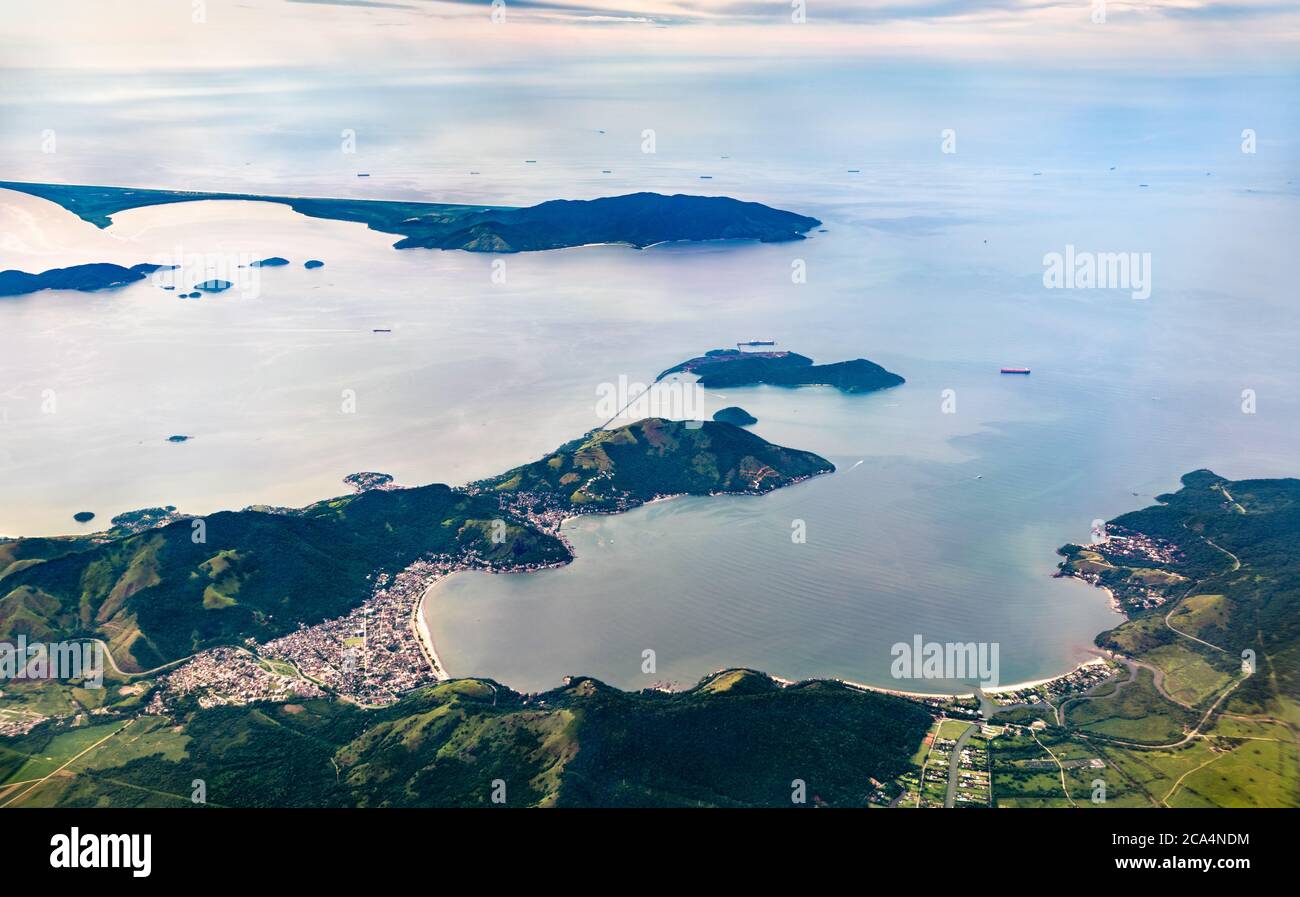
xmin=0 ymin=485 xmax=567 ymax=671
xmin=1046 ymin=470 xmax=1300 ymax=809
xmin=477 ymin=418 xmax=833 ymax=512
xmin=0 ymin=418 xmax=829 ymax=672
xmin=18 ymin=669 xmax=930 ymax=808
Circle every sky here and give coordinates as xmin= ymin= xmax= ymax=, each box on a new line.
xmin=0 ymin=0 xmax=1296 ymax=200
xmin=2 ymin=0 xmax=1298 ymax=72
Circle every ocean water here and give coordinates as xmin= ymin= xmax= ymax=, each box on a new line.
xmin=2 ymin=106 xmax=1297 ymax=693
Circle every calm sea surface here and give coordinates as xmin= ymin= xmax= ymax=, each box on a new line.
xmin=2 ymin=159 xmax=1296 ymax=693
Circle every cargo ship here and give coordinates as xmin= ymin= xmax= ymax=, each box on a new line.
xmin=1000 ymin=367 xmax=1031 ymax=374
xmin=738 ymin=340 xmax=776 ymax=348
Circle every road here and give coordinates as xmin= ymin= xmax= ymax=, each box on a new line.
xmin=943 ymin=722 xmax=977 ymax=808
xmin=1031 ymin=729 xmax=1078 ymax=808
xmin=0 ymin=721 xmax=130 ymax=808
xmin=90 ymin=638 xmax=192 ymax=680
xmin=1075 ymin=673 xmax=1246 ymax=751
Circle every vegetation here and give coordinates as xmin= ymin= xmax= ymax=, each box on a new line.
xmin=6 ymin=458 xmax=1297 ymax=808
xmin=0 ymin=182 xmax=818 ymax=253
xmin=713 ymin=406 xmax=757 ymax=426
xmin=989 ymin=470 xmax=1300 ymax=808
xmin=658 ymin=348 xmax=904 ymax=394
xmin=0 ymin=262 xmax=169 ymax=296
xmin=476 ymin=418 xmax=833 ymax=511
xmin=0 ymin=485 xmax=567 ymax=671
xmin=1085 ymin=470 xmax=1299 ymax=719
xmin=2 ymin=670 xmax=930 ymax=808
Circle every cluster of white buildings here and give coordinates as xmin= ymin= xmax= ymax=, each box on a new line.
xmin=145 ymin=646 xmax=323 ymax=712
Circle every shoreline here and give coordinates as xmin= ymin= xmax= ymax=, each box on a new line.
xmin=410 ymin=579 xmax=446 ymax=682
xmin=741 ymin=655 xmax=1111 ymax=702
xmin=414 ymin=552 xmax=1115 ymax=702
xmin=413 ymin=487 xmax=1123 ymax=702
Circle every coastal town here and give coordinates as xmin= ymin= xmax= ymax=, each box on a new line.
xmin=257 ymin=556 xmax=455 ymax=706
xmin=145 ymin=646 xmax=324 ymax=712
xmin=1057 ymin=525 xmax=1186 ymax=612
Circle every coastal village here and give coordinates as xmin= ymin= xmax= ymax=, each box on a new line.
xmin=985 ymin=658 xmax=1117 ymax=710
xmin=1058 ymin=524 xmax=1186 ymax=612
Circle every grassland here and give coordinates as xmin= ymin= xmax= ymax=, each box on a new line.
xmin=1007 ymin=470 xmax=1300 ymax=808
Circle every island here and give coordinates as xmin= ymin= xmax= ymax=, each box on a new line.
xmin=0 ymin=181 xmax=821 ymax=253
xmin=0 ymin=262 xmax=172 ymax=297
xmin=248 ymin=257 xmax=289 ymax=268
xmin=165 ymin=435 xmax=191 ymax=443
xmin=193 ymin=279 xmax=231 ymax=293
xmin=72 ymin=511 xmax=95 ymax=523
xmin=659 ymin=347 xmax=905 ymax=394
xmin=304 ymin=259 xmax=325 ymax=269
xmin=713 ymin=406 xmax=757 ymax=426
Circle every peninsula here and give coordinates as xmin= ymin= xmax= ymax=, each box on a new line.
xmin=0 ymin=181 xmax=821 ymax=253
xmin=0 ymin=419 xmax=831 ymax=673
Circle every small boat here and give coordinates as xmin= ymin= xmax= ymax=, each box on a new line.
xmin=373 ymin=328 xmax=392 ymax=333
xmin=699 ymin=175 xmax=712 ymax=179
xmin=357 ymin=173 xmax=370 ymax=177
xmin=1000 ymin=367 xmax=1031 ymax=375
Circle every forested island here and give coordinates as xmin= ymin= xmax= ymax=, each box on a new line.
xmin=0 ymin=262 xmax=171 ymax=297
xmin=713 ymin=406 xmax=757 ymax=426
xmin=659 ymin=347 xmax=905 ymax=394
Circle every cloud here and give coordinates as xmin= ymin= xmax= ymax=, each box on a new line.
xmin=1156 ymin=0 xmax=1300 ymax=19
xmin=287 ymin=0 xmax=418 ymax=8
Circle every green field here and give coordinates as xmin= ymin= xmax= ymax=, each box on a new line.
xmin=1065 ymin=668 xmax=1195 ymax=744
xmin=0 ymin=720 xmax=125 ymax=785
